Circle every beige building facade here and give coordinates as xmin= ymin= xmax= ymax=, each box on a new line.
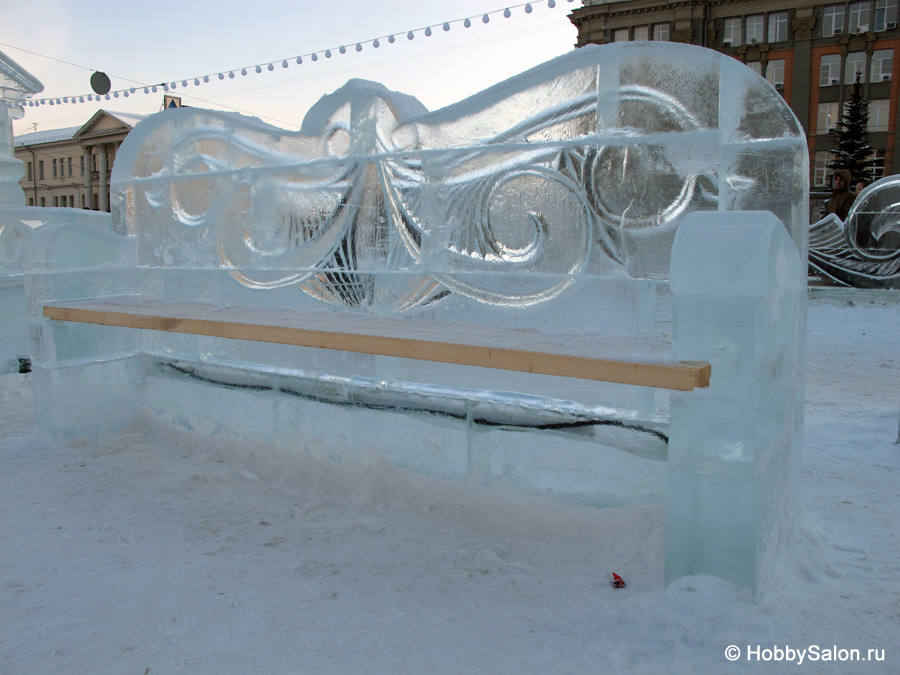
xmin=14 ymin=110 xmax=145 ymax=212
xmin=570 ymin=0 xmax=900 ymax=187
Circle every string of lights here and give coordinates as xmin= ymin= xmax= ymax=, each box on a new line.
xmin=5 ymin=0 xmax=577 ymax=110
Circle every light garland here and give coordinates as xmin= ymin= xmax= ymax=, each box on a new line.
xmin=7 ymin=0 xmax=578 ymax=109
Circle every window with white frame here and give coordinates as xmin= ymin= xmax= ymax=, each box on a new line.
xmin=850 ymin=1 xmax=872 ymax=32
xmin=614 ymin=27 xmax=629 ymax=42
xmin=723 ymin=17 xmax=742 ymax=46
xmin=633 ymin=25 xmax=649 ymax=41
xmin=871 ymin=49 xmax=893 ymax=80
xmin=766 ymin=59 xmax=786 ymax=88
xmin=653 ymin=23 xmax=670 ymax=41
xmin=746 ymin=14 xmax=765 ymax=43
xmin=869 ymin=99 xmax=891 ymax=130
xmin=26 ymin=161 xmax=32 ymax=181
xmin=845 ymin=51 xmax=868 ymax=82
xmin=818 ymin=102 xmax=841 ymax=134
xmin=869 ymin=149 xmax=886 ymax=180
xmin=875 ymin=0 xmax=898 ymax=30
xmin=768 ymin=12 xmax=789 ymax=42
xmin=824 ymin=4 xmax=846 ymax=36
xmin=814 ymin=151 xmax=830 ymax=186
xmin=820 ymin=54 xmax=843 ymax=85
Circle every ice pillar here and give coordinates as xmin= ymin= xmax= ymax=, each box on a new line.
xmin=666 ymin=211 xmax=805 ymax=594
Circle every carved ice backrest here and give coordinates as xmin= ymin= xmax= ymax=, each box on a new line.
xmin=111 ymin=43 xmax=808 ymax=319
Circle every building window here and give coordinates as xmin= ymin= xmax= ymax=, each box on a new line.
xmin=26 ymin=161 xmax=32 ymax=181
xmin=814 ymin=151 xmax=830 ymax=186
xmin=633 ymin=25 xmax=649 ymax=41
xmin=869 ymin=149 xmax=886 ymax=179
xmin=747 ymin=62 xmax=763 ymax=76
xmin=81 ymin=194 xmax=86 ymax=209
xmin=67 ymin=157 xmax=73 ymax=177
xmin=869 ymin=99 xmax=891 ymax=130
xmin=850 ymin=1 xmax=872 ymax=32
xmin=653 ymin=23 xmax=669 ymax=41
xmin=723 ymin=18 xmax=741 ymax=46
xmin=768 ymin=12 xmax=789 ymax=42
xmin=40 ymin=197 xmax=45 ymax=207
xmin=52 ymin=158 xmax=58 ymax=178
xmin=80 ymin=155 xmax=85 ymax=176
xmin=53 ymin=196 xmax=59 ymax=207
xmin=614 ymin=27 xmax=629 ymax=42
xmin=27 ymin=198 xmax=34 ymax=207
xmin=818 ymin=102 xmax=841 ymax=134
xmin=875 ymin=0 xmax=898 ymax=30
xmin=845 ymin=52 xmax=868 ymax=82
xmin=92 ymin=154 xmax=98 ymax=172
xmin=766 ymin=59 xmax=786 ymax=88
xmin=820 ymin=54 xmax=843 ymax=85
xmin=746 ymin=14 xmax=764 ymax=43
xmin=824 ymin=4 xmax=846 ymax=36
xmin=871 ymin=49 xmax=893 ymax=81
xmin=38 ymin=161 xmax=44 ymax=180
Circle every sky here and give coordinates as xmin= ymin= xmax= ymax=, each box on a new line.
xmin=3 ymin=0 xmax=584 ymax=137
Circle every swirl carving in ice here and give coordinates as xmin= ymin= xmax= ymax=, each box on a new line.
xmin=809 ymin=175 xmax=900 ymax=288
xmin=111 ymin=43 xmax=807 ymax=312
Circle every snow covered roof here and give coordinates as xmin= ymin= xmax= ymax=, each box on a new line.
xmin=14 ymin=109 xmax=148 ymax=147
xmin=13 ymin=126 xmax=80 ymax=147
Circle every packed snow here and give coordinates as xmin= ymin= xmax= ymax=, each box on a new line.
xmin=1 ymin=297 xmax=898 ymax=674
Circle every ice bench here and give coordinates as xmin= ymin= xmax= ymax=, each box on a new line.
xmin=28 ymin=43 xmax=809 ymax=593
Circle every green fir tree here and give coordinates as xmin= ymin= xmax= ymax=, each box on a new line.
xmin=827 ymin=71 xmax=876 ymax=183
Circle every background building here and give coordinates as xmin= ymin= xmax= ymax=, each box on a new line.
xmin=570 ymin=0 xmax=900 ymax=192
xmin=14 ymin=110 xmax=145 ymax=212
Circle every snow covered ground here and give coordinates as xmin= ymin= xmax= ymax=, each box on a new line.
xmin=1 ymin=297 xmax=898 ymax=674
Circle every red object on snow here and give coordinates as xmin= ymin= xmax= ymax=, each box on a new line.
xmin=610 ymin=572 xmax=626 ymax=589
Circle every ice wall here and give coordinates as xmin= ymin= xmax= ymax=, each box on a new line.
xmin=1 ymin=208 xmax=112 ymax=373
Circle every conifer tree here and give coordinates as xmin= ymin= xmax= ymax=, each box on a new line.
xmin=827 ymin=71 xmax=876 ymax=182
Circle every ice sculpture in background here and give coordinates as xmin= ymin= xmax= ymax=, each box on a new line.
xmin=112 ymin=42 xmax=807 ymax=313
xmin=0 ymin=50 xmax=42 ymax=207
xmin=809 ymin=175 xmax=900 ymax=288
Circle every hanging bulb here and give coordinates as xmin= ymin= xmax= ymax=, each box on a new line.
xmin=170 ymin=82 xmax=176 ymax=89
xmin=504 ymin=8 xmax=511 ymax=18
xmin=194 ymin=78 xmax=200 ymax=85
xmin=388 ymin=34 xmax=395 ymax=43
xmin=241 ymin=68 xmax=248 ymax=75
xmin=81 ymin=96 xmax=87 ymax=102
xmin=123 ymin=91 xmax=129 ymax=97
xmin=255 ymin=65 xmax=262 ymax=73
xmin=373 ymin=39 xmax=381 ymax=48
xmin=443 ymin=22 xmax=450 ymax=31
xmin=356 ymin=43 xmax=362 ymax=51
xmin=218 ymin=73 xmax=224 ymax=80
xmin=464 ymin=18 xmax=471 ymax=27
xmin=228 ymin=71 xmax=235 ymax=78
xmin=325 ymin=49 xmax=332 ymax=58
xmin=267 ymin=63 xmax=274 ymax=71
xmin=407 ymin=30 xmax=415 ymax=40
xmin=548 ymin=0 xmax=556 ymax=7
xmin=296 ymin=56 xmax=303 ymax=64
xmin=311 ymin=53 xmax=318 ymax=61
xmin=339 ymin=45 xmax=346 ymax=54
xmin=525 ymin=3 xmax=533 ymax=12
xmin=282 ymin=60 xmax=289 ymax=68
xmin=425 ymin=26 xmax=432 ymax=36
xmin=203 ymin=75 xmax=210 ymax=82
xmin=483 ymin=13 xmax=490 ymax=23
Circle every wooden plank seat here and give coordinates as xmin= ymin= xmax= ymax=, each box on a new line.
xmin=43 ymin=298 xmax=711 ymax=392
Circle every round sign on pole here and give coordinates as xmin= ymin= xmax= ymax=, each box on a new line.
xmin=90 ymin=72 xmax=111 ymax=95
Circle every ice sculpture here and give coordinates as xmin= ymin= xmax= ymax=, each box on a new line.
xmin=809 ymin=175 xmax=900 ymax=288
xmin=112 ymin=43 xmax=808 ymax=310
xmin=31 ymin=43 xmax=808 ymax=593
